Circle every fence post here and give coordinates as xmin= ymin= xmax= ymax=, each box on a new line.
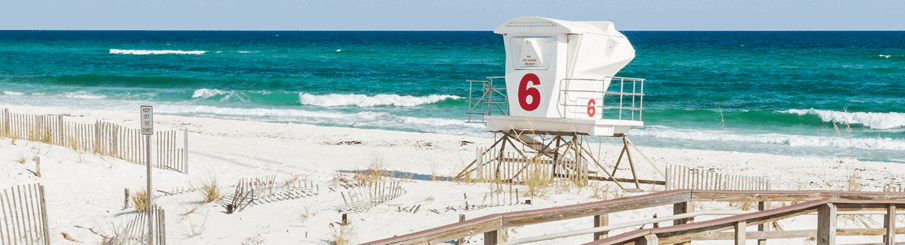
xmin=664 ymin=165 xmax=671 ymax=191
xmin=476 ymin=148 xmax=483 ymax=181
xmin=35 ymin=157 xmax=41 ymax=177
xmin=184 ymin=128 xmax=188 ymax=174
xmin=39 ymin=185 xmax=50 ymax=245
xmin=594 ymin=214 xmax=608 ymax=240
xmin=125 ymin=188 xmax=130 ymax=209
xmin=817 ymin=203 xmax=836 ymax=245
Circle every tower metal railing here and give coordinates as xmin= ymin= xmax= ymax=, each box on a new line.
xmin=559 ymin=77 xmax=645 ymax=121
xmin=466 ymin=76 xmax=508 ymax=123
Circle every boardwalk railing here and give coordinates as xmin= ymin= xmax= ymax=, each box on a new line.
xmin=591 ymin=199 xmax=904 ymax=245
xmin=0 ymin=184 xmax=50 ymax=245
xmin=0 ymin=108 xmax=188 ymax=173
xmin=664 ymin=164 xmax=769 ymax=191
xmin=361 ymin=189 xmax=905 ymax=245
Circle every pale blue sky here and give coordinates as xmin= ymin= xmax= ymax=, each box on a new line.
xmin=2 ymin=0 xmax=903 ymax=30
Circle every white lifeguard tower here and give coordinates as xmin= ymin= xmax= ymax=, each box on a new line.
xmin=457 ymin=17 xmax=662 ymax=191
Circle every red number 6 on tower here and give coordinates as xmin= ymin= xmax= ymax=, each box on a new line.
xmin=587 ymin=99 xmax=596 ymax=117
xmin=518 ymin=73 xmax=541 ymax=111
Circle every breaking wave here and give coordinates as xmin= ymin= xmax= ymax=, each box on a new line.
xmin=782 ymin=109 xmax=905 ymax=130
xmin=632 ymin=126 xmax=905 ymax=151
xmin=109 ymin=49 xmax=206 ymax=55
xmin=298 ymin=93 xmax=460 ymax=107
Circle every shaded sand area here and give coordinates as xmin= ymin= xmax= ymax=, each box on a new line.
xmin=1 ymin=105 xmax=903 ymax=244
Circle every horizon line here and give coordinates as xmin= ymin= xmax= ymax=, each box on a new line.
xmin=2 ymin=29 xmax=904 ymax=32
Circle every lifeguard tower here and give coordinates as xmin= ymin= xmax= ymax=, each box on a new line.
xmin=456 ymin=17 xmax=662 ymax=191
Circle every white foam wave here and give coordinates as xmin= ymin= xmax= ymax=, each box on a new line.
xmin=192 ymin=89 xmax=228 ymax=99
xmin=109 ymin=49 xmax=206 ymax=55
xmin=298 ymin=93 xmax=460 ymax=107
xmin=191 ymin=89 xmax=247 ymax=102
xmin=158 ymin=105 xmax=483 ymax=134
xmin=631 ymin=127 xmax=905 ymax=151
xmin=782 ymin=109 xmax=905 ymax=130
xmin=64 ymin=91 xmax=106 ymax=100
xmin=3 ymin=91 xmax=24 ymax=96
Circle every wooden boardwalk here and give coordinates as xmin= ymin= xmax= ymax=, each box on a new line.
xmin=362 ymin=189 xmax=905 ymax=245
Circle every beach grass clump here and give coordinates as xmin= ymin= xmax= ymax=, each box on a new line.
xmin=845 ymin=167 xmax=863 ymax=192
xmin=329 ymin=223 xmax=354 ymax=245
xmin=16 ymin=154 xmax=27 ymax=164
xmin=40 ymin=130 xmax=52 ymax=144
xmin=131 ymin=190 xmax=149 ymax=212
xmin=200 ymin=177 xmax=221 ymax=203
xmin=523 ymin=162 xmax=551 ymax=197
xmin=299 ymin=201 xmax=318 ymax=223
xmin=182 ymin=212 xmax=208 ymax=238
xmin=353 ymin=155 xmax=387 ymax=185
xmin=590 ymin=182 xmax=625 ymax=200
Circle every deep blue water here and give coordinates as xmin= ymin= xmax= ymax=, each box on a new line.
xmin=1 ymin=31 xmax=903 ymax=162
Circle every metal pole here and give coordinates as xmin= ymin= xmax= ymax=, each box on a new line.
xmin=146 ymin=134 xmax=153 ymax=245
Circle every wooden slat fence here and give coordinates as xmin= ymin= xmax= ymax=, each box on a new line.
xmin=664 ymin=164 xmax=769 ymax=191
xmin=885 ymin=185 xmax=905 ymax=192
xmin=105 ymin=206 xmax=166 ymax=245
xmin=222 ymin=175 xmax=319 ymax=214
xmin=473 ymin=149 xmax=587 ymax=184
xmin=0 ymin=184 xmax=50 ymax=245
xmin=0 ymin=108 xmax=188 ymax=173
xmin=341 ymin=180 xmax=405 ymax=213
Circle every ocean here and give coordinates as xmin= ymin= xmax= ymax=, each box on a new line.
xmin=1 ymin=31 xmax=903 ymax=163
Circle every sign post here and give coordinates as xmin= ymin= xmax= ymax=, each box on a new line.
xmin=140 ymin=105 xmax=153 ymax=245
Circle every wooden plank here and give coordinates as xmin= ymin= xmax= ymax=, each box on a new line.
xmin=684 ymin=227 xmax=905 ymax=240
xmin=581 ymin=175 xmax=664 ymax=185
xmin=2 ymin=189 xmax=12 ymax=245
xmin=502 ymin=191 xmax=691 ymax=228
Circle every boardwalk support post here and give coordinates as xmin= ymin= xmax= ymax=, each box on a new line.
xmin=594 ymin=214 xmax=608 ymax=240
xmin=817 ymin=203 xmax=836 ymax=245
xmin=758 ymin=201 xmax=771 ymax=245
xmin=885 ymin=204 xmax=896 ymax=245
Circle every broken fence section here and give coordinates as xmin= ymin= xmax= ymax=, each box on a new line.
xmin=222 ymin=175 xmax=318 ymax=214
xmin=340 ymin=180 xmax=405 ymax=213
xmin=104 ymin=206 xmax=166 ymax=245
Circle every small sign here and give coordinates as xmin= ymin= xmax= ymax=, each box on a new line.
xmin=140 ymin=105 xmax=153 ymax=135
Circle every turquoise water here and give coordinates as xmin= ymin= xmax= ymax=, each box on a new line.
xmin=1 ymin=31 xmax=903 ymax=162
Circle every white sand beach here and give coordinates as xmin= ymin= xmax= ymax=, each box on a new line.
xmin=2 ymin=105 xmax=903 ymax=244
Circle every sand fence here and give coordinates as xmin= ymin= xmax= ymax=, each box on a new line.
xmin=0 ymin=184 xmax=50 ymax=245
xmin=0 ymin=108 xmax=188 ymax=174
xmin=220 ymin=175 xmax=319 ymax=214
xmin=665 ymin=164 xmax=770 ymax=191
xmin=103 ymin=206 xmax=166 ymax=245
